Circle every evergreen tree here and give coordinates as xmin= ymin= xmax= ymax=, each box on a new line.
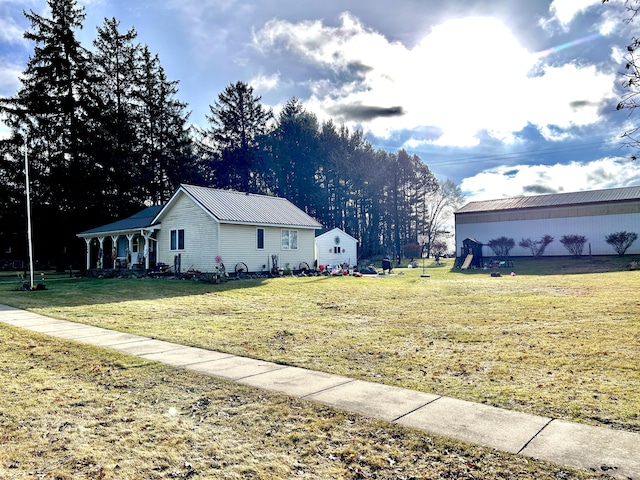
xmin=0 ymin=137 xmax=26 ymax=261
xmin=91 ymin=17 xmax=141 ymax=214
xmin=206 ymin=81 xmax=273 ymax=191
xmin=0 ymin=2 xmax=195 ymax=265
xmin=136 ymin=47 xmax=194 ymax=204
xmin=269 ymin=98 xmax=321 ymax=209
xmin=0 ymin=0 xmax=99 ymax=264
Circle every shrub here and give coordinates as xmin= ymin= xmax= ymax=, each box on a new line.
xmin=431 ymin=240 xmax=448 ymax=261
xmin=519 ymin=235 xmax=554 ymax=257
xmin=403 ymin=242 xmax=422 ymax=260
xmin=560 ymin=234 xmax=587 ymax=257
xmin=487 ymin=236 xmax=515 ymax=258
xmin=605 ymin=231 xmax=638 ymax=256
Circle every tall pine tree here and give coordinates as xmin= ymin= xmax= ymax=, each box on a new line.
xmin=136 ymin=47 xmax=194 ymax=204
xmin=269 ymin=97 xmax=321 ymax=210
xmin=91 ymin=17 xmax=141 ymax=214
xmin=206 ymin=81 xmax=273 ymax=192
xmin=0 ymin=0 xmax=99 ymax=265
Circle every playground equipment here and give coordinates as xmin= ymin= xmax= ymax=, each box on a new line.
xmin=459 ymin=238 xmax=483 ymax=268
xmin=461 ymin=254 xmax=473 ymax=269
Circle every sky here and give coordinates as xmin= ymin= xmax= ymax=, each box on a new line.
xmin=2 ymin=0 xmax=640 ymax=202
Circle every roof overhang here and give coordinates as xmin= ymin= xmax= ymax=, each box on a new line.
xmin=315 ymin=227 xmax=357 ymax=241
xmin=76 ymin=225 xmax=158 ymax=239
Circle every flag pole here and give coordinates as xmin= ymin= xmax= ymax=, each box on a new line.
xmin=24 ymin=136 xmax=34 ymax=290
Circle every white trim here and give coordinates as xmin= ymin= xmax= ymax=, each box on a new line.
xmin=316 ymin=227 xmax=358 ymax=242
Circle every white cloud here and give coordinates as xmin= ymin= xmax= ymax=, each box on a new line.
xmin=460 ymin=157 xmax=640 ymax=202
xmin=0 ymin=15 xmax=26 ymax=44
xmin=0 ymin=124 xmax=10 ymax=140
xmin=0 ymin=59 xmax=22 ymax=96
xmin=254 ymin=14 xmax=616 ymax=148
xmin=545 ymin=0 xmax=602 ymax=29
xmin=250 ymin=72 xmax=281 ymax=91
xmin=524 ymin=64 xmax=615 ymax=140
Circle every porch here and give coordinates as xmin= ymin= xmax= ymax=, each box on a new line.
xmin=76 ymin=206 xmax=163 ymax=272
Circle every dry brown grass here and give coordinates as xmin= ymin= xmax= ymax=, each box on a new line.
xmin=5 ymin=258 xmax=636 ymax=431
xmin=0 ymin=324 xmax=604 ymax=479
xmin=0 ymin=257 xmax=638 ymax=477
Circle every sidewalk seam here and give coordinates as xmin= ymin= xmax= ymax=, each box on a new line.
xmin=165 ymin=357 xmax=235 ymax=368
xmin=227 ymin=364 xmax=290 ymax=381
xmin=300 ymin=378 xmax=357 ymax=398
xmin=391 ymin=395 xmax=443 ymax=422
xmin=517 ymin=418 xmax=555 ymax=455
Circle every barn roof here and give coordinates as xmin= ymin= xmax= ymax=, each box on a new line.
xmin=156 ymin=184 xmax=322 ymax=229
xmin=456 ymin=185 xmax=640 ymax=214
xmin=77 ymin=205 xmax=163 ymax=237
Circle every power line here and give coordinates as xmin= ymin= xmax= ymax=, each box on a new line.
xmin=399 ymin=139 xmax=627 ymax=168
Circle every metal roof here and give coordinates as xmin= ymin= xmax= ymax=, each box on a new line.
xmin=78 ymin=205 xmax=163 ymax=237
xmin=162 ymin=184 xmax=322 ymax=228
xmin=315 ymin=227 xmax=358 ymax=241
xmin=456 ymin=185 xmax=640 ymax=214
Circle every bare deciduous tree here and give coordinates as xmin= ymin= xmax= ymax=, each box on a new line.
xmin=603 ymin=0 xmax=640 ymax=157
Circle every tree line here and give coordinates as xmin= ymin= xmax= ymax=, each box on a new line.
xmin=0 ymin=0 xmax=464 ymax=269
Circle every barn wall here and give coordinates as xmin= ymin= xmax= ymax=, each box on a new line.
xmin=155 ymin=192 xmax=219 ymax=271
xmin=455 ymin=211 xmax=640 ymax=257
xmin=456 ymin=201 xmax=640 ymax=224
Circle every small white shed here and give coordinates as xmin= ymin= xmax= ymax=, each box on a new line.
xmin=315 ymin=228 xmax=358 ymax=268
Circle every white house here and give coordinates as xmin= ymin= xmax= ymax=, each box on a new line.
xmin=454 ymin=185 xmax=640 ymax=258
xmin=78 ymin=184 xmax=323 ymax=273
xmin=315 ymin=228 xmax=358 ymax=268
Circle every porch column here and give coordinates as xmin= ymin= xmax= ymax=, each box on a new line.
xmin=111 ymin=235 xmax=118 ymax=268
xmin=97 ymin=237 xmax=105 ymax=269
xmin=84 ymin=238 xmax=91 ymax=270
xmin=142 ymin=233 xmax=152 ymax=270
xmin=126 ymin=234 xmax=135 ymax=266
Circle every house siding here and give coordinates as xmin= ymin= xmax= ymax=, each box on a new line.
xmin=218 ymin=224 xmax=317 ymax=273
xmin=156 ymin=192 xmax=219 ymax=271
xmin=151 ymin=185 xmax=322 ymax=273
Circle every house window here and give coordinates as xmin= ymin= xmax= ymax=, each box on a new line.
xmin=281 ymin=229 xmax=298 ymax=250
xmin=257 ymin=228 xmax=265 ymax=250
xmin=170 ymin=229 xmax=185 ymax=250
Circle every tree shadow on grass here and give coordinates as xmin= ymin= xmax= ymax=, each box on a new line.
xmin=0 ymin=273 xmax=318 ymax=309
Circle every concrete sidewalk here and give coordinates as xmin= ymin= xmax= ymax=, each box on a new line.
xmin=1 ymin=304 xmax=638 ymax=478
